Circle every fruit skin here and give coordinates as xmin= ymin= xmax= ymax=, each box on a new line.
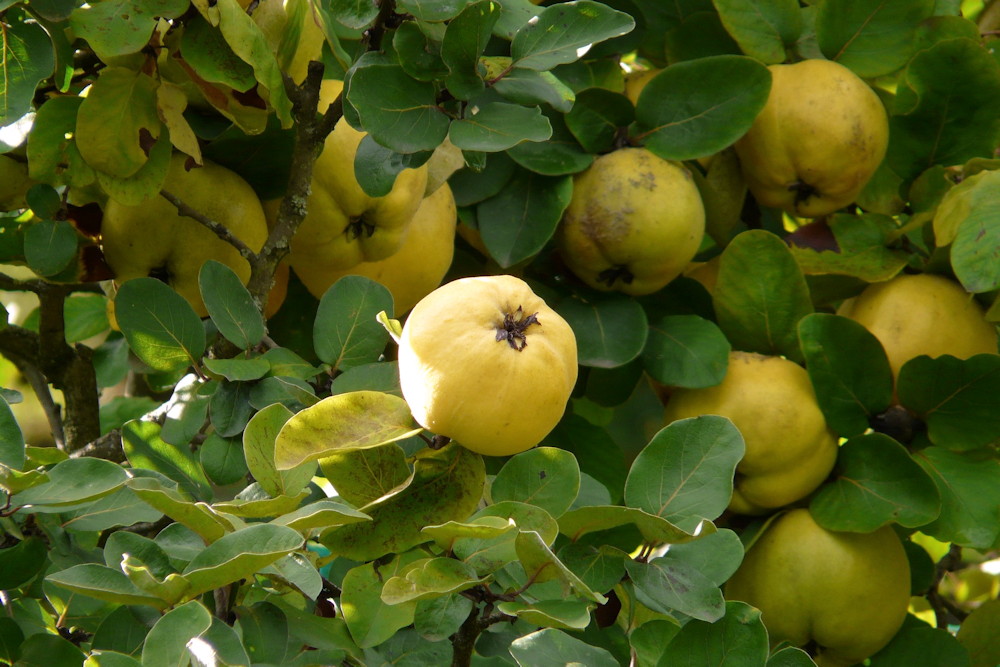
xmin=838 ymin=273 xmax=998 ymax=379
xmin=734 ymin=59 xmax=889 ymax=218
xmin=295 ymin=183 xmax=457 ymax=313
xmin=398 ymin=275 xmax=578 ymax=457
xmin=101 ymin=154 xmax=268 ymax=318
xmin=725 ymin=509 xmax=911 ymax=666
xmin=663 ymin=351 xmax=837 ymax=514
xmin=556 ymin=147 xmax=705 ymax=296
xmin=288 ymin=80 xmax=428 ymax=274
xmin=624 ymin=68 xmax=660 ymax=106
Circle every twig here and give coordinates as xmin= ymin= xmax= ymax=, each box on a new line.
xmin=450 ymin=605 xmax=514 ymax=667
xmin=69 ymin=429 xmax=124 ymax=462
xmin=159 ymin=189 xmax=256 ymax=260
xmin=927 ymin=544 xmax=969 ymax=628
xmin=16 ymin=362 xmax=65 ymax=449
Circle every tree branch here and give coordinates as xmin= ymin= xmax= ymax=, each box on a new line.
xmin=450 ymin=604 xmax=513 ymax=667
xmin=159 ymin=189 xmax=256 ymax=260
xmin=927 ymin=544 xmax=969 ymax=628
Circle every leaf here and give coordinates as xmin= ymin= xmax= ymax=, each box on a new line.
xmin=0 ymin=618 xmax=22 ymax=665
xmin=0 ymin=537 xmax=47 ymax=589
xmin=353 ymin=135 xmax=431 ymax=198
xmin=712 ymin=0 xmax=802 ymax=64
xmin=243 ymin=403 xmax=316 ymax=498
xmin=141 ymin=601 xmax=213 ymax=667
xmin=624 ymin=416 xmax=744 ymax=533
xmin=115 ymin=278 xmax=206 ymax=373
xmin=12 ymin=457 xmax=128 ymax=508
xmin=321 ymin=444 xmax=485 ymax=561
xmin=270 ymin=500 xmax=371 ymax=533
xmin=797 ymin=313 xmax=893 ymax=437
xmin=75 ymin=67 xmax=162 ymax=178
xmin=934 ymin=170 xmax=1000 ymax=294
xmin=816 ymin=0 xmax=936 ymax=77
xmin=888 ymin=39 xmax=1000 ymax=183
xmin=46 ymin=564 xmax=170 ymax=610
xmin=643 ymin=314 xmax=731 ymax=389
xmin=313 ymin=275 xmax=393 ymax=369
xmin=551 ymin=291 xmax=648 ymax=368
xmin=497 ymin=599 xmax=594 ymax=630
xmin=234 ymin=602 xmax=289 ymax=666
xmin=788 ymin=213 xmax=910 ymax=282
xmin=558 ymin=505 xmax=714 ymax=545
xmin=121 ymin=420 xmax=213 ymax=501
xmin=556 ymin=542 xmax=627 ymax=595
xmin=341 ymin=555 xmax=420 ymax=649
xmin=899 ymin=354 xmax=1000 ymax=451
xmin=506 ymin=111 xmax=591 ymax=175
xmin=23 ymin=220 xmax=77 ymax=277
xmin=452 ymin=501 xmax=558 ymax=575
xmin=657 ymin=601 xmax=769 ymax=664
xmin=350 ymin=63 xmax=450 ymax=153
xmin=95 ymin=129 xmax=174 ymax=206
xmin=441 ymin=1 xmax=499 ymax=100
xmin=914 ymin=447 xmax=1000 ymax=549
xmin=476 ymin=168 xmax=571 ymax=267
xmin=60 ymin=485 xmax=162 ymax=532
xmin=262 ymin=552 xmax=323 ymax=600
xmin=491 ymin=447 xmax=580 ymax=518
xmin=413 ymin=595 xmax=473 ymax=642
xmin=180 ymin=14 xmax=257 ymax=92
xmin=624 ymin=540 xmax=735 ymax=623
xmin=199 ymin=260 xmax=265 ymax=349
xmin=318 ymin=443 xmax=411 ymax=507
xmin=17 ymin=634 xmax=85 ymax=667
xmin=509 ymin=628 xmax=618 ymax=667
xmin=381 ymin=558 xmax=486 ymax=604
xmin=635 ymin=55 xmax=771 ymax=161
xmin=64 ymin=294 xmax=112 ymax=343
xmin=202 ymin=357 xmax=270 ymax=382
xmin=126 ymin=477 xmax=230 ymax=543
xmin=181 ymin=524 xmax=303 ymax=599
xmin=68 ymin=0 xmax=188 ymax=60
xmin=274 ymin=391 xmax=421 ymax=470
xmin=565 ymin=88 xmax=634 ymax=154
xmin=396 ymin=0 xmax=472 ymax=22
xmin=510 ymin=1 xmax=635 ymax=71
xmin=199 ymin=433 xmax=248 ymax=486
xmin=515 ymin=530 xmax=606 ymax=603
xmin=449 ymin=102 xmax=552 ymax=152
xmin=0 ymin=17 xmax=55 ymax=127
xmin=494 ymin=69 xmax=576 ymax=114
xmin=810 ymin=433 xmax=941 ymax=532
xmin=0 ymin=397 xmax=24 ymax=470
xmin=714 ymin=229 xmax=813 ymax=362
xmin=956 ymin=599 xmax=1000 ymax=667
xmin=26 ymin=95 xmax=95 ymax=187
xmin=871 ymin=625 xmax=974 ymax=667
xmin=212 ymin=488 xmax=309 ymax=518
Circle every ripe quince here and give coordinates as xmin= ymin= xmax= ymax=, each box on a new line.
xmin=295 ymin=183 xmax=457 ymax=313
xmin=838 ymin=273 xmax=998 ymax=379
xmin=288 ymin=80 xmax=428 ymax=274
xmin=398 ymin=275 xmax=578 ymax=456
xmin=101 ymin=154 xmax=268 ymax=318
xmin=725 ymin=508 xmax=911 ymax=666
xmin=734 ymin=59 xmax=889 ymax=217
xmin=663 ymin=351 xmax=838 ymax=514
xmin=556 ymin=147 xmax=705 ymax=295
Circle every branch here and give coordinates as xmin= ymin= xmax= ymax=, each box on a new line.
xmin=927 ymin=544 xmax=969 ymax=628
xmin=69 ymin=430 xmax=124 ymax=462
xmin=159 ymin=189 xmax=256 ymax=260
xmin=450 ymin=604 xmax=514 ymax=667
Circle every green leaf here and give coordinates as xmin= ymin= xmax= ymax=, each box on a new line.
xmin=141 ymin=601 xmax=213 ymax=667
xmin=0 ymin=618 xmax=22 ymax=665
xmin=797 ymin=313 xmax=893 ymax=437
xmin=0 ymin=17 xmax=55 ymax=127
xmin=350 ymin=63 xmax=450 ymax=153
xmin=46 ymin=564 xmax=170 ymax=610
xmin=506 ymin=112 xmax=592 ymax=176
xmin=329 ymin=360 xmax=402 ymax=396
xmin=69 ymin=0 xmax=187 ymax=60
xmin=17 ymin=634 xmax=85 ymax=667
xmin=234 ymin=602 xmax=289 ymax=666
xmin=643 ymin=314 xmax=731 ymax=389
xmin=208 ymin=380 xmax=254 ymax=438
xmin=565 ymin=88 xmax=634 ymax=154
xmin=12 ymin=457 xmax=128 ymax=508
xmin=714 ymin=229 xmax=813 ymax=362
xmin=414 ymin=595 xmax=473 ymax=642
xmin=498 ymin=599 xmax=594 ymax=630
xmin=515 ymin=530 xmax=606 ymax=603
xmin=510 ymin=1 xmax=635 ymax=71
xmin=314 ymin=275 xmax=393 ymax=369
xmin=509 ymin=628 xmax=618 ymax=667
xmin=494 ymin=69 xmax=576 ymax=114
xmin=274 ymin=391 xmax=420 ymax=470
xmin=202 ymin=357 xmax=270 ymax=382
xmin=558 ymin=505 xmax=714 ymax=545
xmin=552 ymin=291 xmax=648 ymax=368
xmin=635 ymin=55 xmax=771 ymax=161
xmin=122 ymin=420 xmax=213 ymax=501
xmin=767 ymin=647 xmax=816 ymax=667
xmin=935 ymin=170 xmax=1000 ymax=293
xmin=23 ymin=220 xmax=77 ymax=277
xmin=319 ymin=443 xmax=411 ymax=507
xmin=713 ymin=0 xmax=802 ymax=64
xmin=0 ymin=397 xmax=24 ymax=470
xmin=61 ymin=485 xmax=162 ymax=532
xmin=243 ymin=403 xmax=316 ymax=498
xmin=212 ymin=487 xmax=310 ymax=518
xmin=321 ymin=444 xmax=485 ymax=561
xmin=491 ymin=447 xmax=581 ymax=518
xmin=423 ymin=516 xmax=517 ymax=548
xmin=394 ymin=21 xmax=448 ymax=82
xmin=354 ymin=135 xmax=431 ymax=198
xmin=449 ymin=102 xmax=552 ymax=152
xmin=126 ymin=477 xmax=230 ymax=543
xmin=262 ymin=552 xmax=323 ymax=600
xmin=0 ymin=537 xmax=47 ymax=589
xmin=449 ymin=151 xmax=516 ymax=206
xmin=810 ymin=433 xmax=941 ymax=532
xmin=341 ymin=555 xmax=421 ymax=649
xmin=181 ymin=524 xmax=303 ymax=598
xmin=788 ymin=213 xmax=910 ymax=283
xmin=95 ymin=129 xmax=173 ymax=206
xmin=193 ymin=617 xmax=252 ymax=667
xmin=557 ymin=542 xmax=627 ymax=595
xmin=956 ymin=600 xmax=1000 ymax=667
xmin=25 ymin=184 xmax=61 ymax=219
xmin=270 ymin=499 xmax=371 ymax=532
xmin=199 ymin=433 xmax=249 ymax=486
xmin=657 ymin=601 xmax=769 ymax=664
xmin=442 ymin=1 xmax=499 ymax=100
xmin=180 ymin=14 xmax=257 ymax=92
xmin=452 ymin=501 xmax=558 ymax=575
xmin=75 ymin=67 xmax=162 ymax=178
xmin=26 ymin=95 xmax=95 ymax=187
xmin=914 ymin=447 xmax=1000 ymax=549
xmin=899 ymin=354 xmax=1000 ymax=451
xmin=115 ymin=278 xmax=206 ymax=373
xmin=476 ymin=169 xmax=571 ymax=267
xmin=105 ymin=532 xmax=175 ymax=580
xmin=381 ymin=557 xmax=486 ymax=604
xmin=64 ymin=294 xmax=112 ymax=343
xmin=816 ymin=0 xmax=936 ymax=77
xmin=888 ymin=39 xmax=1000 ymax=183
xmin=199 ymin=260 xmax=265 ymax=349
xmin=396 ymin=0 xmax=472 ymax=22
xmin=871 ymin=625 xmax=973 ymax=667
xmin=625 ymin=416 xmax=744 ymax=533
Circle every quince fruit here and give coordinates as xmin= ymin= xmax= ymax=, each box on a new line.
xmin=252 ymin=0 xmax=325 ymax=85
xmin=838 ymin=273 xmax=998 ymax=379
xmin=288 ymin=80 xmax=428 ymax=274
xmin=663 ymin=351 xmax=838 ymax=514
xmin=725 ymin=508 xmax=910 ymax=666
xmin=398 ymin=275 xmax=578 ymax=456
xmin=101 ymin=154 xmax=268 ymax=318
xmin=556 ymin=147 xmax=705 ymax=295
xmin=734 ymin=59 xmax=889 ymax=217
xmin=295 ymin=182 xmax=457 ymax=313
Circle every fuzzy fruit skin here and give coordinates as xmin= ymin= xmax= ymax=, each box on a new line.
xmin=289 ymin=81 xmax=428 ymax=273
xmin=838 ymin=273 xmax=998 ymax=379
xmin=663 ymin=351 xmax=837 ymax=514
xmin=734 ymin=59 xmax=889 ymax=218
xmin=295 ymin=183 xmax=457 ymax=313
xmin=398 ymin=275 xmax=578 ymax=456
xmin=557 ymin=148 xmax=705 ymax=296
xmin=725 ymin=509 xmax=911 ymax=666
xmin=101 ymin=154 xmax=268 ymax=318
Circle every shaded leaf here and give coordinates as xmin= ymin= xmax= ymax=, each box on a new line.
xmin=643 ymin=314 xmax=730 ymax=389
xmin=314 ymin=275 xmax=393 ymax=369
xmin=181 ymin=524 xmax=303 ymax=599
xmin=914 ymin=447 xmax=1000 ymax=549
xmin=509 ymin=628 xmax=618 ymax=667
xmin=115 ymin=278 xmax=206 ymax=373
xmin=552 ymin=290 xmax=648 ymax=368
xmin=199 ymin=260 xmax=265 ymax=349
xmin=491 ymin=447 xmax=580 ymax=518
xmin=510 ymin=1 xmax=635 ymax=71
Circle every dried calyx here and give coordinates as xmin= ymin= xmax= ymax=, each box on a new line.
xmin=496 ymin=305 xmax=540 ymax=351
xmin=345 ymin=216 xmax=376 ymax=239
